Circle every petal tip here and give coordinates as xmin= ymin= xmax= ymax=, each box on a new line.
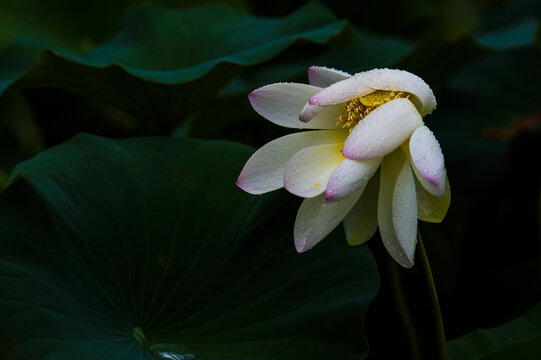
xmin=418 ymin=170 xmax=446 ymax=196
xmin=235 ymin=174 xmax=245 ymax=189
xmin=342 ymin=146 xmax=363 ymax=161
xmin=324 ymin=186 xmax=342 ymax=204
xmin=247 ymin=90 xmax=259 ymax=106
xmin=295 ymin=240 xmax=308 ymax=253
xmin=324 ymin=194 xmax=337 ymax=205
xmin=342 ymin=149 xmax=354 ymax=159
xmin=394 ymin=252 xmax=415 ymax=268
xmin=427 ymin=176 xmax=445 ymax=194
xmin=235 ymin=173 xmax=263 ymax=195
xmin=402 ymin=261 xmax=414 ymax=269
xmin=235 ymin=179 xmax=251 ymax=194
xmin=298 ymin=112 xmax=309 ymax=123
xmin=308 ymin=95 xmax=319 ymax=105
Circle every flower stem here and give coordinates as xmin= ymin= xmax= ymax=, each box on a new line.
xmin=416 ymin=231 xmax=448 ymax=360
xmin=387 ymin=230 xmax=448 ymax=359
xmin=388 ymin=258 xmax=423 ymax=359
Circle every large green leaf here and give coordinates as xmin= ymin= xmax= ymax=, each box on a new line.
xmin=187 ymin=27 xmax=411 ymax=143
xmin=0 ymin=2 xmax=349 ymax=131
xmin=219 ymin=27 xmax=412 ymax=97
xmin=448 ymin=302 xmax=541 ymax=359
xmin=0 ymin=0 xmax=249 ymax=50
xmin=0 ymin=134 xmax=378 ymax=359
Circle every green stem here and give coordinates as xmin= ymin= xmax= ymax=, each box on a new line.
xmin=538 ymin=182 xmax=541 ymax=293
xmin=388 ymin=259 xmax=423 ymax=360
xmin=417 ymin=231 xmax=448 ymax=360
xmin=387 ymin=230 xmax=448 ymax=359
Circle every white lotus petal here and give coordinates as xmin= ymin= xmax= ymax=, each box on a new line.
xmin=309 ymin=68 xmax=437 ymax=116
xmin=308 ymin=66 xmax=350 ymax=87
xmin=237 ymin=130 xmax=348 ymax=194
xmin=342 ymin=99 xmax=423 ymax=160
xmin=417 ymin=176 xmax=451 ymax=223
xmin=248 ymin=83 xmax=340 ymax=129
xmin=343 ymin=175 xmax=379 ymax=246
xmin=378 ymin=150 xmax=417 ymax=268
xmin=392 ymin=158 xmax=418 ymax=263
xmin=294 ymin=188 xmax=363 ymax=252
xmin=408 ymin=126 xmax=446 ymax=196
xmin=325 ymin=157 xmax=382 ymax=203
xmin=284 ymin=143 xmax=345 ymax=198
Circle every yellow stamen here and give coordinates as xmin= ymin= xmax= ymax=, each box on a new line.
xmin=337 ymin=90 xmax=413 ymax=130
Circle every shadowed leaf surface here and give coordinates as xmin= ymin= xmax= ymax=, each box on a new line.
xmin=0 ymin=134 xmax=378 ymax=359
xmin=448 ymin=302 xmax=541 ymax=359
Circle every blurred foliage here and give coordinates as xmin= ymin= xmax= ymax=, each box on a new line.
xmin=448 ymin=302 xmax=541 ymax=359
xmin=0 ymin=2 xmax=350 ymax=134
xmin=0 ymin=0 xmax=250 ymax=50
xmin=0 ymin=0 xmax=540 ymax=358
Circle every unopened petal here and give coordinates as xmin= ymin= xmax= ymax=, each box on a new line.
xmin=308 ymin=66 xmax=350 ymax=87
xmin=417 ymin=176 xmax=451 ymax=223
xmin=294 ymin=188 xmax=363 ymax=252
xmin=309 ymin=75 xmax=373 ymax=107
xmin=309 ymin=68 xmax=437 ymax=116
xmin=299 ymin=103 xmax=325 ymax=123
xmin=343 ymin=99 xmax=423 ymax=160
xmin=378 ymin=150 xmax=417 ymax=268
xmin=299 ymin=67 xmax=350 ymax=123
xmin=237 ymin=130 xmax=348 ymax=194
xmin=343 ymin=175 xmax=379 ymax=246
xmin=284 ymin=143 xmax=346 ymax=198
xmin=408 ymin=126 xmax=446 ymax=196
xmin=249 ymin=83 xmax=340 ymax=129
xmin=325 ymin=157 xmax=382 ymax=203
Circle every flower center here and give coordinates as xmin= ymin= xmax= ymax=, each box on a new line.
xmin=337 ymin=90 xmax=413 ymax=130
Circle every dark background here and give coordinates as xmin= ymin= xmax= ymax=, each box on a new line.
xmin=1 ymin=0 xmax=540 ymax=358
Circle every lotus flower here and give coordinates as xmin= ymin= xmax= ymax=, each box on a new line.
xmin=236 ymin=67 xmax=450 ymax=268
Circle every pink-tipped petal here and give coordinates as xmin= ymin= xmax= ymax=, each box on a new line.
xmin=308 ymin=66 xmax=350 ymax=87
xmin=301 ymin=103 xmax=343 ymax=125
xmin=299 ymin=102 xmax=325 ymax=123
xmin=284 ymin=142 xmax=346 ymax=198
xmin=237 ymin=130 xmax=348 ymax=194
xmin=325 ymin=157 xmax=382 ymax=203
xmin=248 ymin=83 xmax=339 ymax=129
xmin=408 ymin=126 xmax=446 ymax=196
xmin=342 ymin=99 xmax=423 ymax=161
xmin=378 ymin=150 xmax=417 ymax=268
xmin=309 ymin=68 xmax=436 ymax=116
xmin=309 ymin=77 xmax=372 ymax=106
xmin=294 ymin=188 xmax=363 ymax=252
xmin=343 ymin=175 xmax=379 ymax=246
